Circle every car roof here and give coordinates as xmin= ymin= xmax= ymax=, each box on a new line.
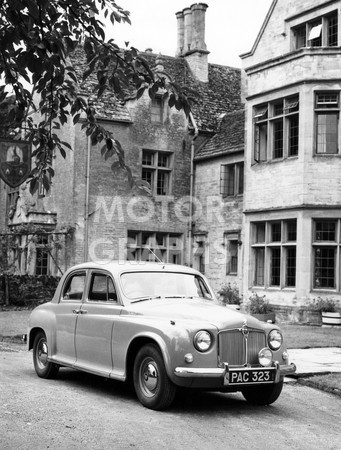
xmin=66 ymin=261 xmax=201 ymax=277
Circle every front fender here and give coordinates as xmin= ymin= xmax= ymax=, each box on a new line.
xmin=113 ymin=316 xmax=219 ymax=385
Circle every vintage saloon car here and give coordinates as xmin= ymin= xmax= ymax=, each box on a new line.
xmin=28 ymin=262 xmax=296 ymax=410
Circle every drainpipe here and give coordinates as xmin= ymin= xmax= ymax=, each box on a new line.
xmin=84 ymin=136 xmax=91 ymax=262
xmin=188 ymin=111 xmax=198 ymax=267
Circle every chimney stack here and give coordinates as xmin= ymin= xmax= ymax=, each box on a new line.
xmin=175 ymin=3 xmax=209 ymax=83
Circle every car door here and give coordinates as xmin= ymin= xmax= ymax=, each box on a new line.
xmin=54 ymin=270 xmax=87 ymax=365
xmin=74 ymin=270 xmax=122 ymax=376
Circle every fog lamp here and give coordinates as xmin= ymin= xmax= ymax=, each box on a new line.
xmin=282 ymin=351 xmax=289 ymax=362
xmin=258 ymin=347 xmax=273 ymax=367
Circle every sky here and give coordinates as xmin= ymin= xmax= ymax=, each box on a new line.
xmin=107 ymin=0 xmax=273 ymax=67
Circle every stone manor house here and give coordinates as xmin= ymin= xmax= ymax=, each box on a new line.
xmin=1 ymin=0 xmax=341 ymax=313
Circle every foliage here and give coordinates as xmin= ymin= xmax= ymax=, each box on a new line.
xmin=0 ymin=223 xmax=74 ymax=276
xmin=217 ymin=283 xmax=241 ymax=305
xmin=0 ymin=274 xmax=60 ymax=306
xmin=249 ymin=292 xmax=273 ymax=314
xmin=0 ymin=0 xmax=195 ymax=193
xmin=306 ymin=297 xmax=338 ymax=313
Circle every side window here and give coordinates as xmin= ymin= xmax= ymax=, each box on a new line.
xmin=62 ymin=272 xmax=86 ymax=301
xmin=89 ymin=273 xmax=118 ymax=302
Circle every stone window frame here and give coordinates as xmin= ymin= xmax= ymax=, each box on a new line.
xmin=141 ymin=149 xmax=173 ymax=196
xmin=251 ymin=220 xmax=297 ymax=289
xmin=253 ymin=95 xmax=299 ymax=163
xmin=151 ymin=95 xmax=165 ymax=123
xmin=224 ymin=231 xmax=241 ymax=275
xmin=127 ymin=230 xmax=183 ymax=264
xmin=35 ymin=234 xmax=51 ymax=276
xmin=312 ymin=219 xmax=341 ymax=291
xmin=291 ymin=10 xmax=338 ymax=50
xmin=314 ymin=91 xmax=340 ymax=155
xmin=220 ymin=162 xmax=244 ymax=197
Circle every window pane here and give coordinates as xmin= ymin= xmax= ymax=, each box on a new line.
xmin=286 ymin=247 xmax=296 ymax=287
xmin=271 ymin=222 xmax=281 ymax=242
xmin=151 ymin=97 xmax=163 ymax=123
xmin=315 ymin=221 xmax=336 ymax=241
xmin=255 ymin=223 xmax=265 ymax=243
xmin=142 ymin=151 xmax=154 ymax=165
xmin=309 ymin=20 xmax=322 ymax=46
xmin=287 ymin=220 xmax=297 ymax=241
xmin=314 ymin=247 xmax=335 ymax=288
xmin=273 ymin=100 xmax=284 ymax=116
xmin=328 ymin=13 xmax=338 ymax=46
xmin=255 ymin=248 xmax=265 ymax=285
xmin=288 ymin=115 xmax=299 ymax=156
xmin=316 ymin=93 xmax=339 ymax=107
xmin=238 ymin=163 xmax=244 ymax=194
xmin=227 ymin=240 xmax=238 ymax=274
xmin=158 ymin=153 xmax=170 ymax=168
xmin=226 ymin=165 xmax=235 ymax=195
xmin=157 ymin=171 xmax=169 ymax=195
xmin=316 ymin=114 xmax=338 ymax=154
xmin=220 ymin=165 xmax=228 ymax=195
xmin=142 ymin=168 xmax=153 ymax=186
xmin=295 ymin=25 xmax=306 ymax=49
xmin=255 ymin=123 xmax=267 ymax=162
xmin=270 ymin=247 xmax=281 ymax=286
xmin=273 ymin=120 xmax=283 ymax=158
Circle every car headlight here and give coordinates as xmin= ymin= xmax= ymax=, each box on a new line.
xmin=268 ymin=329 xmax=283 ymax=351
xmin=194 ymin=330 xmax=212 ymax=352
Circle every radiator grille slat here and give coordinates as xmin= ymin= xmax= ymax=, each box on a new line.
xmin=219 ymin=329 xmax=266 ymax=366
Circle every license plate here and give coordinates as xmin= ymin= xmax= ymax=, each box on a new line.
xmin=227 ymin=368 xmax=275 ymax=385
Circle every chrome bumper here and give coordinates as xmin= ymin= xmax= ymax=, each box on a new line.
xmin=174 ymin=362 xmax=296 ymax=381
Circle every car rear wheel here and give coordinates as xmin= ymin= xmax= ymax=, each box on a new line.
xmin=133 ymin=344 xmax=177 ymax=410
xmin=33 ymin=331 xmax=59 ymax=379
xmin=241 ymin=379 xmax=283 ymax=405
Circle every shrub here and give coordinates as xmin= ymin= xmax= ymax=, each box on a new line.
xmin=306 ymin=297 xmax=337 ymax=313
xmin=249 ymin=292 xmax=273 ymax=314
xmin=217 ymin=283 xmax=241 ymax=306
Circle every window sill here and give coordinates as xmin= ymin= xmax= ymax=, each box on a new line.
xmin=313 ymin=153 xmax=341 ymax=158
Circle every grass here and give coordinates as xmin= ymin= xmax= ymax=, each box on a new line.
xmin=279 ymin=323 xmax=341 ymax=349
xmin=279 ymin=322 xmax=341 ymax=396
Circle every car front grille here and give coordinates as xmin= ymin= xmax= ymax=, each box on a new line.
xmin=218 ymin=328 xmax=266 ymax=366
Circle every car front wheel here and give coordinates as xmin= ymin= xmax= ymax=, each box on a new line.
xmin=33 ymin=331 xmax=59 ymax=379
xmin=133 ymin=344 xmax=177 ymax=410
xmin=241 ymin=379 xmax=284 ymax=405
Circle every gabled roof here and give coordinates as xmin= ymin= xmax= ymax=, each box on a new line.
xmin=240 ymin=0 xmax=277 ymax=60
xmin=69 ymin=48 xmax=242 ymax=133
xmin=194 ymin=109 xmax=245 ymax=161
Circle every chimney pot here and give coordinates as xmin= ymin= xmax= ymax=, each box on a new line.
xmin=175 ymin=11 xmax=184 ymax=56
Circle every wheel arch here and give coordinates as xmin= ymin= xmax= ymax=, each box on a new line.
xmin=126 ymin=335 xmax=169 ymax=383
xmin=28 ymin=327 xmax=46 ymax=350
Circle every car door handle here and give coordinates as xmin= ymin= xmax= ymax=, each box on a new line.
xmin=72 ymin=309 xmax=88 ymax=315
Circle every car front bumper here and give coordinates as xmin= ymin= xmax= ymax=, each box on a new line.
xmin=174 ymin=362 xmax=296 ymax=385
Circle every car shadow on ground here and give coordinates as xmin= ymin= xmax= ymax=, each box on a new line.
xmin=42 ymin=366 xmax=282 ymax=415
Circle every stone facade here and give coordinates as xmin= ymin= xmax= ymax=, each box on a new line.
xmin=0 ymin=4 xmax=242 ymax=283
xmin=241 ymin=0 xmax=341 ymax=309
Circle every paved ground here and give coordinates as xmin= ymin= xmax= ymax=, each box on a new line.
xmin=1 ymin=309 xmax=341 ymax=376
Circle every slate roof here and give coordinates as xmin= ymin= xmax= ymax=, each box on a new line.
xmin=194 ymin=109 xmax=245 ymax=161
xmin=69 ymin=48 xmax=242 ymax=133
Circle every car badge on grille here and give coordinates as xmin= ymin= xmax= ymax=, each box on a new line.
xmin=241 ymin=319 xmax=249 ymax=339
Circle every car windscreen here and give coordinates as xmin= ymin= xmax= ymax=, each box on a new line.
xmin=120 ymin=271 xmax=213 ymax=302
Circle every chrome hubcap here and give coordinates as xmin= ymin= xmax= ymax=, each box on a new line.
xmin=37 ymin=339 xmax=48 ymax=368
xmin=140 ymin=359 xmax=159 ymax=397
